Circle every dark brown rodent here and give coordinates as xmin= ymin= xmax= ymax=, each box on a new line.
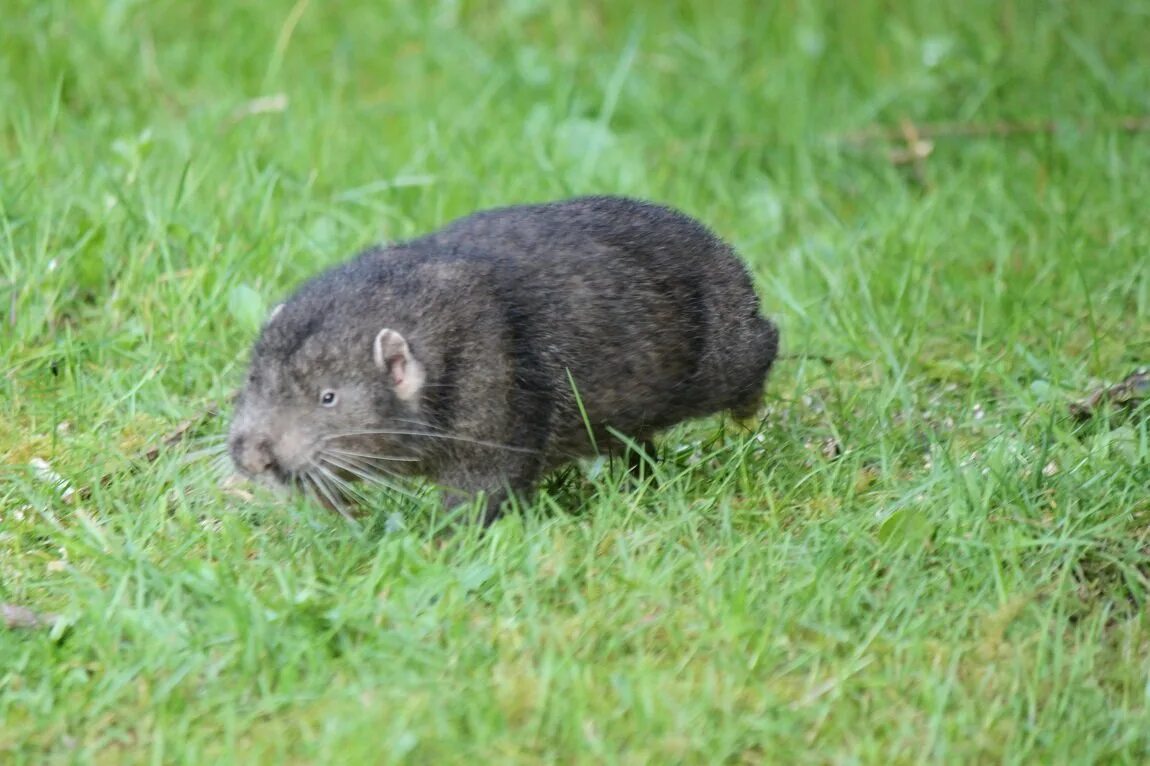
xmin=228 ymin=196 xmax=779 ymax=523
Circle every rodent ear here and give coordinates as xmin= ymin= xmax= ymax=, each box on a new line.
xmin=373 ymin=328 xmax=425 ymax=402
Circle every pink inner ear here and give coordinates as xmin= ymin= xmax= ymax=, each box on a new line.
xmin=388 ymin=354 xmax=407 ymax=386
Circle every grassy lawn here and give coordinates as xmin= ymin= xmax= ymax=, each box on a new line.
xmin=3 ymin=0 xmax=1149 ymax=762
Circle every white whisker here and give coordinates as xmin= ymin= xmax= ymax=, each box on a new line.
xmin=318 ymin=464 xmax=360 ymax=495
xmin=320 ymin=450 xmax=382 ymax=477
xmin=305 ymin=466 xmax=357 ymax=523
xmin=323 ymin=428 xmax=538 ymax=455
xmin=326 ymin=446 xmax=421 ymax=463
xmin=179 ymin=445 xmax=229 ymax=465
xmin=211 ymin=453 xmax=232 ymax=477
xmin=318 ymin=454 xmax=422 ymax=501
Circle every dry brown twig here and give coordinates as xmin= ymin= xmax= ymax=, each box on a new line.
xmin=828 ymin=115 xmax=1150 ymax=180
xmin=141 ymin=402 xmax=222 ymax=463
xmin=37 ymin=401 xmax=225 ymax=504
xmin=837 ymin=115 xmax=1150 ymax=147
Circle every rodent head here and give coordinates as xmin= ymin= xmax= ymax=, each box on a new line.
xmin=228 ymin=301 xmax=427 ymax=493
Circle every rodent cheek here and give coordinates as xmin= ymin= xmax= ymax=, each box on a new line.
xmin=273 ymin=425 xmax=322 ymax=472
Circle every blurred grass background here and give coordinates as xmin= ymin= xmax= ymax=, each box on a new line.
xmin=2 ymin=0 xmax=1149 ymax=763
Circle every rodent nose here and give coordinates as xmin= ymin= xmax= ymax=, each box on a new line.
xmin=232 ymin=434 xmax=276 ymax=476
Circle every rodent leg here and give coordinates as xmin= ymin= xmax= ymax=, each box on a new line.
xmin=436 ymin=461 xmax=539 ymax=527
xmin=730 ymin=388 xmax=766 ymax=421
xmin=440 ymin=486 xmax=511 ymax=527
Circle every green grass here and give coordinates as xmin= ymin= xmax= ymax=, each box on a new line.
xmin=3 ymin=0 xmax=1149 ymax=762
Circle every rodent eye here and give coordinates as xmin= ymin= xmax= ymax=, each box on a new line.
xmin=319 ymin=390 xmax=338 ymax=407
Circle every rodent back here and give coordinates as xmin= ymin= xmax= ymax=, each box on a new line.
xmin=408 ymin=196 xmax=775 ymax=435
xmin=245 ymin=195 xmax=777 ymax=455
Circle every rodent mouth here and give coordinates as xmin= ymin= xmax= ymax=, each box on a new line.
xmin=239 ymin=464 xmax=295 ymax=490
xmin=228 ymin=447 xmax=298 ymax=489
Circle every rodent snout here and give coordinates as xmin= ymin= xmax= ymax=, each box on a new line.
xmin=230 ymin=433 xmax=278 ymax=478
